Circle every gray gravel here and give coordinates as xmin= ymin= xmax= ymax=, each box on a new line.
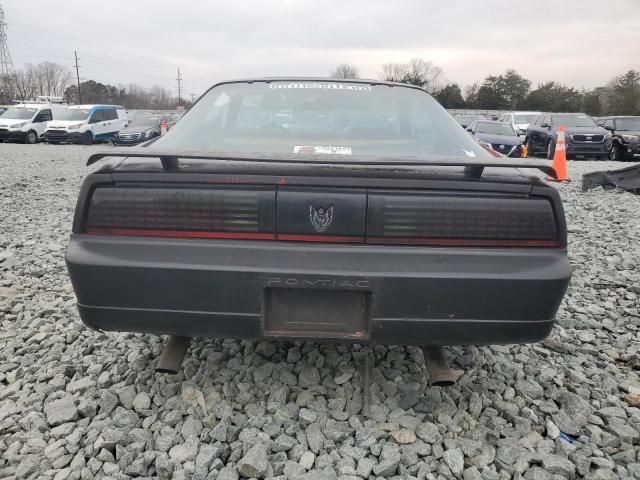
xmin=1 ymin=143 xmax=640 ymax=480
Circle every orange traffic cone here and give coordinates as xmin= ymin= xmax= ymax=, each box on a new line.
xmin=160 ymin=119 xmax=168 ymax=135
xmin=548 ymin=125 xmax=569 ymax=181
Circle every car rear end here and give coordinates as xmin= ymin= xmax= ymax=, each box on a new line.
xmin=67 ymin=158 xmax=569 ymax=346
xmin=66 ymin=79 xmax=571 ymax=346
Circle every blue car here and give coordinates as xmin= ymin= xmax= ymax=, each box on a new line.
xmin=467 ymin=120 xmax=524 ymax=157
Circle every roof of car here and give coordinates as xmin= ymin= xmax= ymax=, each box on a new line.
xmin=68 ymin=104 xmax=125 ymax=109
xmin=538 ymin=112 xmax=589 ymax=116
xmin=203 ymin=77 xmax=427 ymax=93
xmin=598 ymin=115 xmax=640 ymax=119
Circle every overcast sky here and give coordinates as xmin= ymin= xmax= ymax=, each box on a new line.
xmin=4 ymin=0 xmax=640 ymax=97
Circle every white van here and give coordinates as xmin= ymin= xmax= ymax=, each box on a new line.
xmin=0 ymin=103 xmax=64 ymax=144
xmin=45 ymin=105 xmax=128 ymax=144
xmin=498 ymin=111 xmax=541 ymax=137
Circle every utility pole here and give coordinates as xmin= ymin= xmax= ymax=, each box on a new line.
xmin=176 ymin=67 xmax=182 ymax=106
xmin=74 ymin=50 xmax=82 ymax=104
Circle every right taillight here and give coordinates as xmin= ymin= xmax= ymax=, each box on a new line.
xmin=365 ymin=192 xmax=559 ymax=247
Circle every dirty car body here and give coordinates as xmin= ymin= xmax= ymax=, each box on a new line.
xmin=66 ymin=79 xmax=571 ymax=346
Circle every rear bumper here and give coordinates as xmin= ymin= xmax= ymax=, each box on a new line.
xmin=66 ymin=235 xmax=571 ymax=345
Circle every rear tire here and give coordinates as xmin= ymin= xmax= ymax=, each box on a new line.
xmin=81 ymin=131 xmax=93 ymax=145
xmin=546 ymin=140 xmax=555 ymax=160
xmin=25 ymin=130 xmax=38 ymax=144
xmin=609 ymin=144 xmax=623 ymax=161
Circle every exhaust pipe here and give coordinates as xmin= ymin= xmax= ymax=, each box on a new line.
xmin=156 ymin=336 xmax=191 ymax=374
xmin=422 ymin=346 xmax=459 ymax=387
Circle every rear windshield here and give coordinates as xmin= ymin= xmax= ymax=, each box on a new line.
xmin=616 ymin=117 xmax=640 ymax=131
xmin=153 ymin=81 xmax=487 ymax=159
xmin=552 ymin=115 xmax=596 ymax=128
xmin=58 ymin=109 xmax=91 ymax=121
xmin=1 ymin=107 xmax=37 ymax=120
xmin=476 ymin=122 xmax=516 ymax=136
xmin=514 ymin=114 xmax=536 ymax=124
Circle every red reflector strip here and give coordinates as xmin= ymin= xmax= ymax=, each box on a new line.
xmin=84 ymin=227 xmax=276 ymax=240
xmin=277 ymin=234 xmax=363 ymax=243
xmin=84 ymin=228 xmax=558 ymax=247
xmin=366 ymin=237 xmax=560 ymax=247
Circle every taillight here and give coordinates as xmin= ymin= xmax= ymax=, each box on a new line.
xmin=84 ymin=186 xmax=275 ymax=239
xmin=365 ymin=193 xmax=559 ymax=247
xmin=83 ymin=186 xmax=560 ymax=248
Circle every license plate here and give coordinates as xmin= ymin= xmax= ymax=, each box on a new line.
xmin=263 ymin=288 xmax=370 ymax=339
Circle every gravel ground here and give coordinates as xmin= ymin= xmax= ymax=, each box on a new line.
xmin=1 ymin=143 xmax=639 ymax=480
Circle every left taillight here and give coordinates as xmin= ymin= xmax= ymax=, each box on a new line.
xmin=83 ymin=186 xmax=276 ymax=239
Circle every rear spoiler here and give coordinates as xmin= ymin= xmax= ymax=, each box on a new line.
xmin=87 ymin=149 xmax=557 ymax=180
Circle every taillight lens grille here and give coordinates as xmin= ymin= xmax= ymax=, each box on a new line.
xmin=83 ymin=186 xmax=559 ymax=247
xmin=85 ymin=186 xmax=275 ymax=235
xmin=366 ymin=193 xmax=557 ymax=244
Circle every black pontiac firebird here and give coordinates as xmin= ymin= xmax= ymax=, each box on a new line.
xmin=66 ymin=78 xmax=571 ymax=357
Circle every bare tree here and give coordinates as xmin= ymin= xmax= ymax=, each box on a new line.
xmin=13 ymin=64 xmax=38 ymax=100
xmin=331 ymin=64 xmax=360 ymax=79
xmin=380 ymin=63 xmax=407 ymax=82
xmin=402 ymin=59 xmax=444 ymax=93
xmin=11 ymin=62 xmax=73 ymax=100
xmin=379 ymin=59 xmax=444 ymax=93
xmin=32 ymin=62 xmax=71 ymax=97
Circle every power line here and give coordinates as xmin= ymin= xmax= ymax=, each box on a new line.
xmin=8 ymin=19 xmax=217 ymax=83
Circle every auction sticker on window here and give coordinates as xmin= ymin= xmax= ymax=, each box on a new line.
xmin=270 ymin=83 xmax=372 ymax=92
xmin=293 ymin=146 xmax=352 ymax=155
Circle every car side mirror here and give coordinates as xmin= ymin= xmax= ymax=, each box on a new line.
xmin=603 ymin=125 xmax=613 ymax=131
xmin=466 ymin=127 xmax=472 ymax=132
xmin=540 ymin=123 xmax=549 ymax=128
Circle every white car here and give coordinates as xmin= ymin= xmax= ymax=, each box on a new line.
xmin=45 ymin=105 xmax=128 ymax=145
xmin=0 ymin=104 xmax=64 ymax=144
xmin=498 ymin=111 xmax=541 ymax=137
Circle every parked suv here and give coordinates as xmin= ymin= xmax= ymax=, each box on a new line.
xmin=525 ymin=113 xmax=611 ymax=160
xmin=596 ymin=116 xmax=640 ymax=161
xmin=498 ymin=111 xmax=540 ymax=136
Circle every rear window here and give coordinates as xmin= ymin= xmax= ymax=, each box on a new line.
xmin=154 ymin=81 xmax=488 ymax=160
xmin=514 ymin=114 xmax=536 ymax=124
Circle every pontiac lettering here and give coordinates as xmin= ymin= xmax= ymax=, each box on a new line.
xmin=266 ymin=277 xmax=370 ymax=288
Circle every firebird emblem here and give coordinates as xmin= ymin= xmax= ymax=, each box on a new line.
xmin=309 ymin=205 xmax=334 ymax=232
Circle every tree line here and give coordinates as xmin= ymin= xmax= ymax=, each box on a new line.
xmin=331 ymin=61 xmax=640 ymax=116
xmin=1 ymin=59 xmax=637 ymax=115
xmin=0 ymin=62 xmax=188 ymax=109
